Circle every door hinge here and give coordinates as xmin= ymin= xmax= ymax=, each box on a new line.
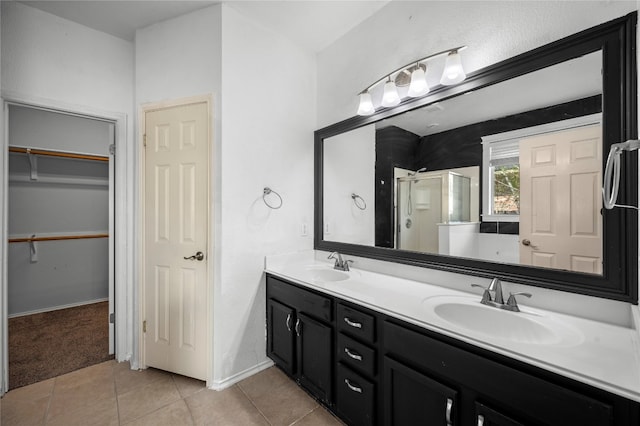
xmin=143 ymin=320 xmax=147 ymax=333
xmin=109 ymin=313 xmax=115 ymax=324
xmin=143 ymin=134 xmax=147 ymax=147
xmin=109 ymin=144 xmax=116 ymax=155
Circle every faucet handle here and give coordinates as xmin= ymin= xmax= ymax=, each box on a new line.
xmin=471 ymin=284 xmax=492 ymax=304
xmin=506 ymin=292 xmax=532 ymax=312
xmin=327 ymin=251 xmax=341 ymax=267
xmin=343 ymin=259 xmax=354 ymax=271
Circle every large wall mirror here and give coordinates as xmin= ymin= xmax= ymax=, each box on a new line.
xmin=315 ymin=13 xmax=638 ymax=302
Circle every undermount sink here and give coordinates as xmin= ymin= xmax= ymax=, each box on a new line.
xmin=423 ymin=295 xmax=583 ymax=346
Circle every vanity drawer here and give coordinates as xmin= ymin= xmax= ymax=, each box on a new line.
xmin=267 ymin=275 xmax=332 ymax=323
xmin=337 ymin=333 xmax=376 ymax=377
xmin=336 ymin=363 xmax=375 ymax=426
xmin=337 ymin=303 xmax=375 ymax=343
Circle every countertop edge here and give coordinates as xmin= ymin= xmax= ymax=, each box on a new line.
xmin=264 ymin=267 xmax=640 ymax=403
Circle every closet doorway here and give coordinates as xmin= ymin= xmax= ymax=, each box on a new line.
xmin=6 ymin=104 xmax=115 ymax=389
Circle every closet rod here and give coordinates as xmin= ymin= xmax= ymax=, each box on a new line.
xmin=8 ymin=147 xmax=109 ymax=162
xmin=8 ymin=233 xmax=108 ymax=243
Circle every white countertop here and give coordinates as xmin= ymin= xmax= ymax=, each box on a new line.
xmin=265 ymin=251 xmax=640 ymax=403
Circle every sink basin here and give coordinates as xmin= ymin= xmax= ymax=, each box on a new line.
xmin=423 ymin=295 xmax=583 ymax=346
xmin=303 ymin=265 xmax=350 ymax=283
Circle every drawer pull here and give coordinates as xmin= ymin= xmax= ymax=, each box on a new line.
xmin=446 ymin=398 xmax=453 ymax=426
xmin=295 ymin=318 xmax=301 ymax=336
xmin=477 ymin=414 xmax=485 ymax=426
xmin=344 ymin=317 xmax=363 ymax=329
xmin=285 ymin=313 xmax=292 ymax=332
xmin=344 ymin=378 xmax=362 ymax=393
xmin=344 ymin=347 xmax=363 ymax=361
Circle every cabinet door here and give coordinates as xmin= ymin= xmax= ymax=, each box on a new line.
xmin=267 ymin=299 xmax=295 ymax=375
xmin=384 ymin=356 xmax=458 ymax=426
xmin=475 ymin=403 xmax=523 ymax=426
xmin=296 ymin=312 xmax=333 ymax=403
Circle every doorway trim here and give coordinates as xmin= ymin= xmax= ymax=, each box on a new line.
xmin=138 ymin=94 xmax=213 ymax=387
xmin=0 ymin=91 xmax=132 ymax=395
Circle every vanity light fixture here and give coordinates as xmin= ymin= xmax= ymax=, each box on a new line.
xmin=381 ymin=76 xmax=401 ymax=107
xmin=407 ymin=64 xmax=430 ymax=97
xmin=356 ymin=45 xmax=468 ymax=116
xmin=440 ymin=48 xmax=466 ymax=85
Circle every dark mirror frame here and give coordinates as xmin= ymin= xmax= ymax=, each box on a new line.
xmin=314 ymin=12 xmax=638 ymax=303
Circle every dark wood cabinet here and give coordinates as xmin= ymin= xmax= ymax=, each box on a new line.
xmin=265 ymin=273 xmax=640 ymax=426
xmin=266 ymin=276 xmax=333 ymax=404
xmin=336 ymin=363 xmax=375 ymax=426
xmin=266 ymin=298 xmax=295 ymax=375
xmin=335 ymin=302 xmax=379 ymax=425
xmin=475 ymin=403 xmax=524 ymax=426
xmin=296 ymin=312 xmax=333 ymax=402
xmin=384 ymin=356 xmax=458 ymax=425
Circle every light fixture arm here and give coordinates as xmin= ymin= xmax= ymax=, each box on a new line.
xmin=358 ymin=45 xmax=468 ymax=94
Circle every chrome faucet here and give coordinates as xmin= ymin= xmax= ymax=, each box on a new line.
xmin=471 ymin=278 xmax=532 ymax=312
xmin=327 ymin=252 xmax=353 ymax=271
xmin=488 ymin=277 xmax=504 ymax=304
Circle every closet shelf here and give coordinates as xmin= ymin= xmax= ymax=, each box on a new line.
xmin=9 ymin=147 xmax=109 ymax=162
xmin=9 ymin=233 xmax=108 ymax=243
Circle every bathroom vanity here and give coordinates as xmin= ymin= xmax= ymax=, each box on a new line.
xmin=265 ymin=254 xmax=640 ymax=425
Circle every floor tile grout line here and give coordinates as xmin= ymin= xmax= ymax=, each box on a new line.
xmin=236 ymin=382 xmax=275 ymax=426
xmin=172 ymin=374 xmax=197 ymax=426
xmin=288 ymin=406 xmax=319 ymax=426
xmin=117 ymin=373 xmax=184 ymax=425
xmin=42 ymin=376 xmax=57 ymax=425
xmin=113 ymin=362 xmax=123 ymax=426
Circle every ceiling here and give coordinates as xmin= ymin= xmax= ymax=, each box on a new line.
xmin=18 ymin=0 xmax=390 ymax=52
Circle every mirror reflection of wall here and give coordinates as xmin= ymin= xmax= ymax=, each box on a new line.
xmin=323 ymin=125 xmax=375 ymax=245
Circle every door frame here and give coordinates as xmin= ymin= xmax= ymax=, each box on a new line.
xmin=0 ymin=92 xmax=132 ymax=395
xmin=138 ymin=95 xmax=213 ymax=386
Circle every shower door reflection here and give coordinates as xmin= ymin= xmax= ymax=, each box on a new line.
xmin=395 ymin=167 xmax=477 ymax=254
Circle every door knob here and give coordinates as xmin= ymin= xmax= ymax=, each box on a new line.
xmin=521 ymin=239 xmax=538 ymax=249
xmin=184 ymin=251 xmax=204 ymax=261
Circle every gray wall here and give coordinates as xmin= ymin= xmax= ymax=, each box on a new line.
xmin=8 ymin=105 xmax=110 ymax=316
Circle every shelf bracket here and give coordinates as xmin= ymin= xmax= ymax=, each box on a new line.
xmin=26 ymin=149 xmax=38 ymax=181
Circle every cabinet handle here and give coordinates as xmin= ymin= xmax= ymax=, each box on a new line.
xmin=286 ymin=313 xmax=292 ymax=332
xmin=477 ymin=414 xmax=485 ymax=426
xmin=295 ymin=318 xmax=301 ymax=336
xmin=343 ymin=317 xmax=363 ymax=329
xmin=344 ymin=347 xmax=362 ymax=361
xmin=344 ymin=378 xmax=362 ymax=393
xmin=445 ymin=398 xmax=453 ymax=426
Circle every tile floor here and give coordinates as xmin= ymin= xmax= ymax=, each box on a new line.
xmin=1 ymin=360 xmax=345 ymax=425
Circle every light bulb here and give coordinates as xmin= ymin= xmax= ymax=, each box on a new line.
xmin=381 ymin=79 xmax=400 ymax=107
xmin=440 ymin=50 xmax=466 ymax=85
xmin=357 ymin=92 xmax=375 ymax=116
xmin=407 ymin=65 xmax=430 ymax=97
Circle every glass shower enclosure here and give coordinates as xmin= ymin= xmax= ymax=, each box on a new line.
xmin=396 ymin=170 xmax=471 ymax=253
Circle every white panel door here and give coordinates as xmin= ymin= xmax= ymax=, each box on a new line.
xmin=144 ymin=102 xmax=209 ymax=380
xmin=519 ymin=125 xmax=602 ymax=273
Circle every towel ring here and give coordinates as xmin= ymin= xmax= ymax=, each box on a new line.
xmin=351 ymin=193 xmax=366 ymax=210
xmin=263 ymin=187 xmax=283 ymax=209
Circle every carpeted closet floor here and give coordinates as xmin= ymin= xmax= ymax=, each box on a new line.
xmin=8 ymin=301 xmax=114 ymax=390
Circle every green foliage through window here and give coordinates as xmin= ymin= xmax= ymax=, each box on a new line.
xmin=493 ymin=164 xmax=520 ymax=215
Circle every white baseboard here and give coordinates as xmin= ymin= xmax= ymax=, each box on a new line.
xmin=8 ymin=298 xmax=109 ymax=318
xmin=209 ymin=359 xmax=275 ymax=391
